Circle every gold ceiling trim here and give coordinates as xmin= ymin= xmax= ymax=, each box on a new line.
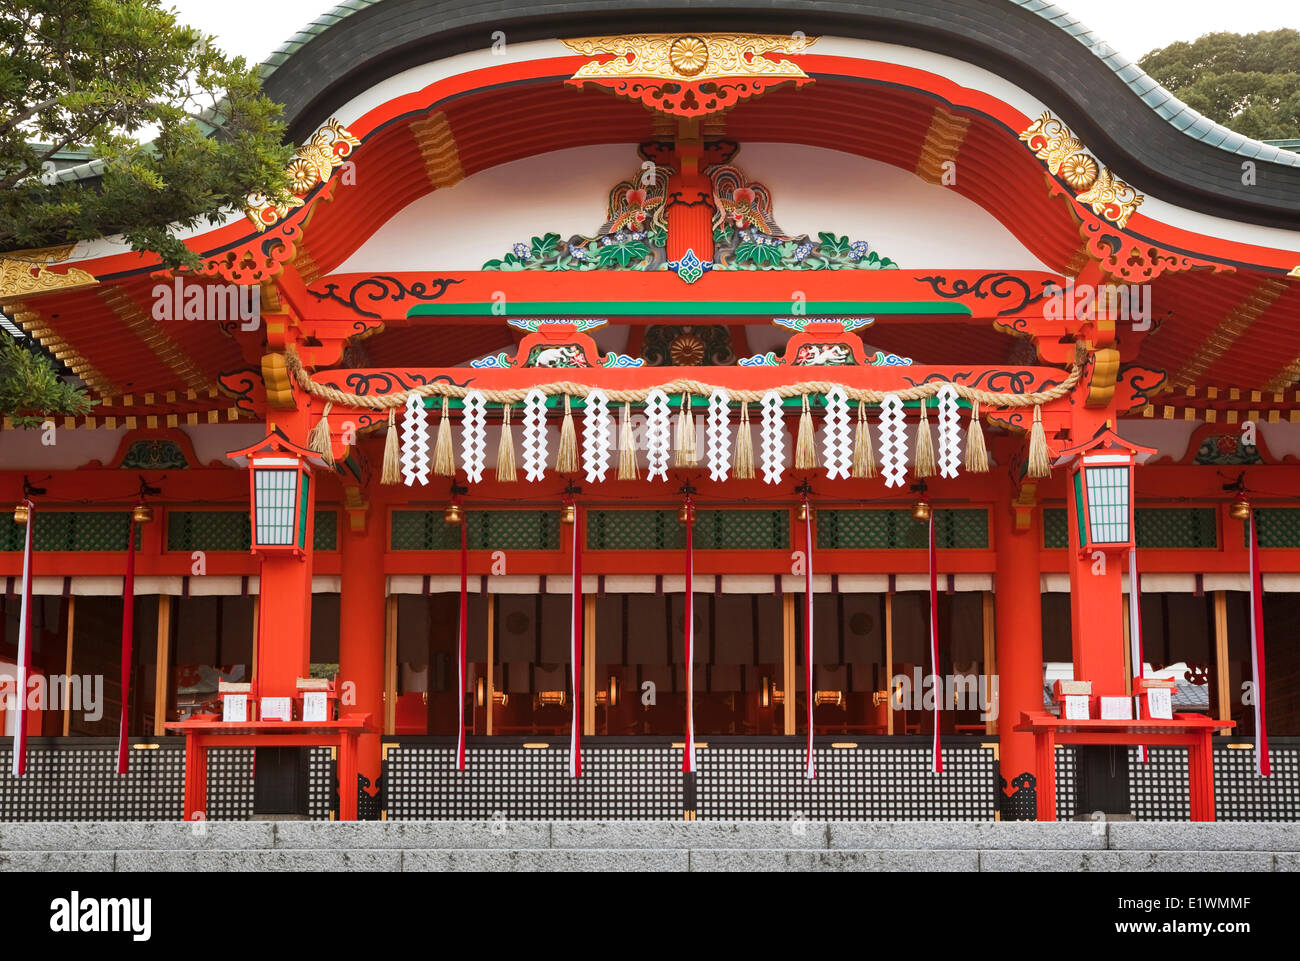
xmin=9 ymin=301 xmax=119 ymax=396
xmin=1168 ymin=278 xmax=1289 ymax=390
xmin=915 ymin=107 xmax=971 ymax=184
xmin=563 ymin=33 xmax=817 ymax=83
xmin=1019 ymin=112 xmax=1143 ymax=229
xmin=245 ymin=118 xmax=360 ymax=232
xmin=410 ymin=112 xmax=464 ymax=190
xmin=98 ymin=288 xmax=214 ymax=393
xmin=0 ymin=255 xmax=98 ymax=304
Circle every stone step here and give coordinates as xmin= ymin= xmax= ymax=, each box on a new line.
xmin=2 ymin=819 xmax=1298 ymax=853
xmin=1 ymin=847 xmax=1296 ymax=872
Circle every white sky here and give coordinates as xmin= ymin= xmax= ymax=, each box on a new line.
xmin=165 ymin=0 xmax=1299 ymax=68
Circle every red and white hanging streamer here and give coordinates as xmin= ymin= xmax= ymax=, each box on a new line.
xmin=456 ymin=516 xmax=468 ymax=771
xmin=1247 ymin=511 xmax=1271 ymax=777
xmin=928 ymin=512 xmax=943 ymax=774
xmin=117 ymin=520 xmax=137 ymax=775
xmin=1128 ymin=548 xmax=1148 ymax=763
xmin=569 ymin=503 xmax=583 ymax=778
xmin=802 ymin=496 xmax=815 ymax=779
xmin=11 ymin=501 xmax=34 ymax=777
xmin=682 ymin=498 xmax=696 ymax=775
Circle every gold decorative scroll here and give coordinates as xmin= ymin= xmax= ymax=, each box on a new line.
xmin=0 ymin=253 xmax=98 ymax=303
xmin=563 ymin=34 xmax=818 ymax=117
xmin=245 ymin=118 xmax=361 ymax=232
xmin=564 ymin=33 xmax=817 ymax=82
xmin=1019 ymin=111 xmax=1143 ymax=229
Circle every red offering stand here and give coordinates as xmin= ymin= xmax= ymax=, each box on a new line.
xmin=1015 ymin=712 xmax=1232 ymax=822
xmin=166 ymin=714 xmax=373 ymax=821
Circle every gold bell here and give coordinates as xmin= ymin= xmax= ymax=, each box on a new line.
xmin=1229 ymin=495 xmax=1251 ymax=521
xmin=797 ymin=501 xmax=810 ymax=522
xmin=677 ymin=503 xmax=696 ymax=526
xmin=444 ymin=502 xmax=464 ymax=525
xmin=561 ymin=501 xmax=576 ymax=525
xmin=911 ymin=498 xmax=932 ymax=522
xmin=13 ymin=503 xmax=30 ymax=525
xmin=131 ymin=504 xmax=154 ymax=525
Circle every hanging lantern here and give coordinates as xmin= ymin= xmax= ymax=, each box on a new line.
xmin=131 ymin=504 xmax=154 ymax=525
xmin=1054 ymin=426 xmax=1155 ymax=554
xmin=226 ymin=429 xmax=329 ymax=555
xmin=13 ymin=503 xmax=30 ymax=525
xmin=1229 ymin=493 xmax=1252 ymax=521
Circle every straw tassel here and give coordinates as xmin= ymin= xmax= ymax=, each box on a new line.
xmin=964 ymin=400 xmax=989 ymax=473
xmin=733 ymin=402 xmax=755 ymax=480
xmin=675 ymin=393 xmax=698 ymax=467
xmin=913 ymin=400 xmax=936 ymax=478
xmin=307 ymin=402 xmax=335 ymax=467
xmin=1027 ymin=404 xmax=1051 ymax=478
xmin=852 ymin=401 xmax=877 ymax=478
xmin=497 ymin=404 xmax=517 ymax=482
xmin=381 ymin=407 xmax=401 ymax=484
xmin=556 ymin=395 xmax=579 ymax=474
xmin=433 ymin=397 xmax=455 ymax=476
xmin=795 ymin=395 xmax=818 ymax=470
xmin=617 ymin=403 xmax=639 ymax=480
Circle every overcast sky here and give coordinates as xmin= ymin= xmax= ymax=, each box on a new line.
xmin=166 ymin=0 xmax=1298 ymax=67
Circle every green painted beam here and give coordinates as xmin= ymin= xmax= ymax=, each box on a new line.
xmin=407 ymin=300 xmax=970 ymax=318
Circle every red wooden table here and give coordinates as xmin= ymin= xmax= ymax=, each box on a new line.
xmin=165 ymin=715 xmax=373 ymax=822
xmin=1014 ymin=712 xmax=1232 ymax=822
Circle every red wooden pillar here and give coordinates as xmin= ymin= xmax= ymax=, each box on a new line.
xmin=338 ymin=501 xmax=386 ymax=814
xmin=994 ymin=494 xmax=1043 ymax=818
xmin=1065 ymin=480 xmax=1128 ymax=697
xmin=252 ymin=434 xmax=316 ymax=701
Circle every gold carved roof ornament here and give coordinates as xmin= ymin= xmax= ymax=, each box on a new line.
xmin=0 ymin=244 xmax=98 ymax=303
xmin=562 ymin=33 xmax=818 ymax=118
xmin=1019 ymin=111 xmax=1143 ymax=229
xmin=244 ymin=118 xmax=361 ymax=232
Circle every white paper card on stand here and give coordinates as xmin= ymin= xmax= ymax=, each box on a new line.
xmin=1063 ymin=695 xmax=1090 ymax=720
xmin=1099 ymin=696 xmax=1133 ymax=720
xmin=222 ymin=694 xmax=247 ymax=723
xmin=261 ymin=696 xmax=292 ymax=721
xmin=1146 ymin=688 xmax=1173 ymax=720
xmin=302 ymin=692 xmax=328 ymax=723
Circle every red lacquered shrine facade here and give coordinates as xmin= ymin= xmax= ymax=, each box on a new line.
xmin=3 ymin=2 xmax=1300 ymax=822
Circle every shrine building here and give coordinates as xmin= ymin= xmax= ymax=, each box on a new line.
xmin=2 ymin=0 xmax=1299 ymax=823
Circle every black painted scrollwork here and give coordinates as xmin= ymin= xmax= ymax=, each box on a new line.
xmin=915 ymin=272 xmax=1057 ymax=316
xmin=309 ymin=275 xmax=463 ymax=319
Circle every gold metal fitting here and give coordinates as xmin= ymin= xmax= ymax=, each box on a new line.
xmin=12 ymin=503 xmax=30 ymax=526
xmin=131 ymin=503 xmax=154 ymax=525
xmin=911 ymin=498 xmax=932 ymax=522
xmin=444 ymin=502 xmax=464 ymax=525
xmin=1229 ymin=495 xmax=1251 ymax=521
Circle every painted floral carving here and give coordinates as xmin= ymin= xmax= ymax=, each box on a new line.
xmin=483 ymin=162 xmax=897 ymax=274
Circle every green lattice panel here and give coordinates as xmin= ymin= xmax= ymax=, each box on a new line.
xmin=1044 ymin=507 xmax=1218 ymax=550
xmin=314 ymin=511 xmax=338 ymax=551
xmin=1136 ymin=508 xmax=1217 ymax=549
xmin=1 ymin=512 xmax=139 ymax=551
xmin=391 ymin=510 xmax=560 ymax=551
xmin=1043 ymin=508 xmax=1068 ymax=549
xmin=585 ymin=510 xmax=789 ymax=551
xmin=167 ymin=511 xmax=252 ymax=552
xmin=1249 ymin=509 xmax=1300 ymax=548
xmin=817 ymin=509 xmax=988 ymax=550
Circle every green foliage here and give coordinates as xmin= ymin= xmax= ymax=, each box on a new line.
xmin=1139 ymin=30 xmax=1300 ymax=140
xmin=733 ymin=239 xmax=784 ymax=267
xmin=0 ymin=0 xmax=295 ymax=267
xmin=593 ymin=239 xmax=649 ymax=268
xmin=0 ymin=335 xmax=91 ymax=426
